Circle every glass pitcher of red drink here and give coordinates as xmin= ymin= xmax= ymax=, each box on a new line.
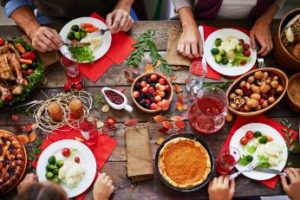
xmin=188 ymin=87 xmax=228 ymax=134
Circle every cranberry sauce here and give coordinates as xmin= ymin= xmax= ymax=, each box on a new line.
xmin=104 ymin=90 xmax=124 ymax=105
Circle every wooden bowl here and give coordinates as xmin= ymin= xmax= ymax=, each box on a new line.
xmin=227 ymin=68 xmax=288 ymax=117
xmin=287 ymin=73 xmax=300 ymax=112
xmin=273 ymin=8 xmax=300 ymax=72
xmin=131 ymin=73 xmax=174 ymax=113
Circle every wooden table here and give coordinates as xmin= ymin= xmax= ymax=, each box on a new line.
xmin=1 ymin=20 xmax=299 ymax=200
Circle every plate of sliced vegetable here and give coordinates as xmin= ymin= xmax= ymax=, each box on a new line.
xmin=36 ymin=139 xmax=97 ymax=198
xmin=59 ymin=17 xmax=112 ymax=63
xmin=230 ymin=123 xmax=288 ymax=180
xmin=204 ymin=28 xmax=257 ymax=76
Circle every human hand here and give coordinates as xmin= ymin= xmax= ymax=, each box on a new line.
xmin=17 ymin=173 xmax=38 ymax=193
xmin=30 ymin=26 xmax=63 ymax=52
xmin=208 ymin=176 xmax=235 ymax=200
xmin=106 ymin=9 xmax=134 ymax=34
xmin=250 ymin=19 xmax=273 ymax=56
xmin=177 ymin=23 xmax=202 ymax=59
xmin=281 ymin=168 xmax=300 ymax=200
xmin=93 ymin=173 xmax=114 ymax=200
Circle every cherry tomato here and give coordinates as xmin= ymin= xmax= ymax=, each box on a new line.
xmin=243 ymin=50 xmax=251 ymax=57
xmin=246 ymin=131 xmax=254 ymax=139
xmin=22 ymin=51 xmax=37 ymax=61
xmin=243 ymin=43 xmax=250 ymax=50
xmin=106 ymin=117 xmax=116 ymax=127
xmin=26 ymin=69 xmax=33 ymax=75
xmin=62 ymin=148 xmax=71 ymax=157
xmin=75 ymin=83 xmax=83 ymax=90
xmin=64 ymin=82 xmax=72 ymax=91
xmin=267 ymin=136 xmax=273 ymax=142
xmin=240 ymin=136 xmax=248 ymax=145
xmin=5 ymin=95 xmax=12 ymax=101
xmin=240 ymin=60 xmax=247 ymax=65
xmin=0 ymin=37 xmax=4 ymax=46
xmin=74 ymin=156 xmax=80 ymax=163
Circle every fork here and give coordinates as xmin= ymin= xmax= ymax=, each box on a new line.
xmin=257 ymin=57 xmax=265 ymax=68
xmin=99 ymin=28 xmax=109 ymax=35
xmin=229 ymin=162 xmax=259 ymax=180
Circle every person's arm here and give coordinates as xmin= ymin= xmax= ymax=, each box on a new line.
xmin=106 ymin=0 xmax=134 ymax=33
xmin=10 ymin=6 xmax=63 ymax=52
xmin=250 ymin=1 xmax=284 ymax=56
xmin=208 ymin=176 xmax=235 ymax=200
xmin=281 ymin=168 xmax=300 ymax=200
xmin=177 ymin=6 xmax=202 ymax=58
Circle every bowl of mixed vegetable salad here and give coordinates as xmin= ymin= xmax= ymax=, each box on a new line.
xmin=204 ymin=28 xmax=257 ymax=77
xmin=59 ymin=17 xmax=112 ymax=63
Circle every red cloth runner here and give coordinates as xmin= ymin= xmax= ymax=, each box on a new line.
xmin=219 ymin=115 xmax=298 ymax=189
xmin=196 ymin=24 xmax=254 ymax=80
xmin=32 ymin=125 xmax=117 ymax=199
xmin=79 ymin=13 xmax=135 ymax=82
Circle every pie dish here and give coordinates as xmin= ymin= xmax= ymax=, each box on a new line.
xmin=156 ymin=134 xmax=213 ymax=191
xmin=0 ymin=130 xmax=27 ymax=194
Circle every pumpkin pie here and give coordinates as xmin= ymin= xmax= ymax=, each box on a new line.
xmin=158 ymin=137 xmax=211 ymax=188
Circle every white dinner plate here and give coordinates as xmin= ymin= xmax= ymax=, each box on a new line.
xmin=203 ymin=28 xmax=257 ymax=77
xmin=59 ymin=17 xmax=112 ymax=63
xmin=37 ymin=139 xmax=97 ymax=198
xmin=230 ymin=123 xmax=288 ymax=181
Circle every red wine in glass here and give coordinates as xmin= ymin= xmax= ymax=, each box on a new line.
xmin=216 ymin=147 xmax=240 ymax=175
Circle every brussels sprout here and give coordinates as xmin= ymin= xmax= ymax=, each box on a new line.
xmin=48 ymin=156 xmax=56 ymax=165
xmin=246 ymin=155 xmax=253 ymax=162
xmin=71 ymin=25 xmax=80 ymax=32
xmin=56 ymin=160 xmax=64 ymax=168
xmin=74 ymin=32 xmax=81 ymax=41
xmin=52 ymin=176 xmax=61 ymax=184
xmin=220 ymin=49 xmax=226 ymax=57
xmin=258 ymin=136 xmax=268 ymax=144
xmin=46 ymin=164 xmax=56 ymax=171
xmin=67 ymin=31 xmax=75 ymax=40
xmin=52 ymin=168 xmax=60 ymax=175
xmin=214 ymin=54 xmax=222 ymax=63
xmin=46 ymin=172 xmax=54 ymax=180
xmin=254 ymin=131 xmax=262 ymax=138
xmin=211 ymin=48 xmax=220 ymax=55
xmin=222 ymin=57 xmax=229 ymax=65
xmin=214 ymin=38 xmax=222 ymax=47
xmin=80 ymin=29 xmax=87 ymax=38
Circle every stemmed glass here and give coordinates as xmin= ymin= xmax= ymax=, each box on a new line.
xmin=79 ymin=116 xmax=98 ymax=146
xmin=216 ymin=147 xmax=240 ymax=175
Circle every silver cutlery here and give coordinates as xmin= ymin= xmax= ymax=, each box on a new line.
xmin=229 ymin=162 xmax=259 ymax=180
xmin=254 ymin=167 xmax=288 ymax=177
xmin=99 ymin=28 xmax=109 ymax=35
xmin=63 ymin=42 xmax=91 ymax=47
xmin=257 ymin=57 xmax=265 ymax=68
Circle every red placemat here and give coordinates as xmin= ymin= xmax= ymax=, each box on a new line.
xmin=198 ymin=24 xmax=255 ymax=80
xmin=32 ymin=125 xmax=117 ymax=199
xmin=79 ymin=13 xmax=135 ymax=82
xmin=219 ymin=115 xmax=298 ymax=189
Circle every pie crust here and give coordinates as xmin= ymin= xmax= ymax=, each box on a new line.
xmin=158 ymin=137 xmax=211 ymax=188
xmin=0 ymin=130 xmax=27 ymax=194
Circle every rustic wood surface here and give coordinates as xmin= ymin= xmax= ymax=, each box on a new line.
xmin=1 ymin=20 xmax=300 ymax=200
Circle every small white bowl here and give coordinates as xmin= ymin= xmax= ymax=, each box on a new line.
xmin=101 ymin=87 xmax=133 ymax=112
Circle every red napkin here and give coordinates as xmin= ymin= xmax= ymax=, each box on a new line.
xmin=198 ymin=24 xmax=254 ymax=80
xmin=219 ymin=115 xmax=298 ymax=189
xmin=32 ymin=125 xmax=117 ymax=199
xmin=79 ymin=13 xmax=135 ymax=82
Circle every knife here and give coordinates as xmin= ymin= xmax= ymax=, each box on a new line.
xmin=254 ymin=167 xmax=287 ymax=177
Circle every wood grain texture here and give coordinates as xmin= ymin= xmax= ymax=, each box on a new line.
xmin=1 ymin=20 xmax=299 ymax=200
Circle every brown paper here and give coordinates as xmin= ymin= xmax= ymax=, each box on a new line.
xmin=22 ymin=35 xmax=60 ymax=67
xmin=165 ymin=25 xmax=191 ymax=67
xmin=125 ymin=125 xmax=153 ymax=181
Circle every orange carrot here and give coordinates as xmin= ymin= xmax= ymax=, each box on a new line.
xmin=15 ymin=43 xmax=26 ymax=54
xmin=19 ymin=58 xmax=32 ymax=65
